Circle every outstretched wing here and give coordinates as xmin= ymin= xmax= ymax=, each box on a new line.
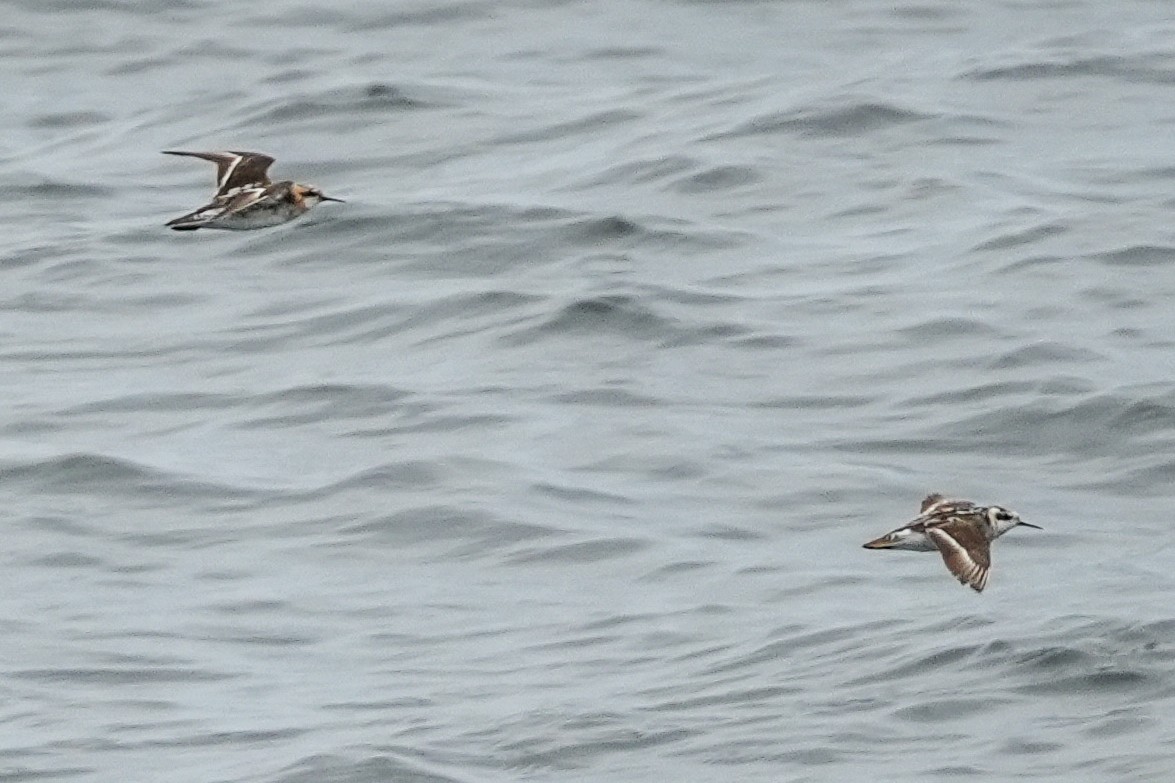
xmin=925 ymin=520 xmax=991 ymax=592
xmin=164 ymin=185 xmax=269 ymax=230
xmin=163 ymin=150 xmax=275 ymax=196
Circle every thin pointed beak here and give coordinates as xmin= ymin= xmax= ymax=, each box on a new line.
xmin=1018 ymin=521 xmax=1043 ymax=530
xmin=320 ymin=194 xmax=345 ymax=203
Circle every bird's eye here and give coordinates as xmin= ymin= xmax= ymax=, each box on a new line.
xmin=994 ymin=509 xmax=1014 ymax=521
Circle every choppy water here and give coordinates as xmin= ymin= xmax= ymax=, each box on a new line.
xmin=4 ymin=1 xmax=1175 ymax=781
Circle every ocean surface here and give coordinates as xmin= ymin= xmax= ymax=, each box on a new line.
xmin=3 ymin=1 xmax=1175 ymax=781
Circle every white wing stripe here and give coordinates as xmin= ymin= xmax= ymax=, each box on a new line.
xmin=218 ymin=154 xmax=244 ymax=191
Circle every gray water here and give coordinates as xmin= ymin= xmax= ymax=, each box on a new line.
xmin=3 ymin=1 xmax=1175 ymax=781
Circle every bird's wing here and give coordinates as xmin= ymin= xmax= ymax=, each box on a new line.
xmin=920 ymin=493 xmax=945 ymax=513
xmin=164 ymin=186 xmax=268 ymax=230
xmin=925 ymin=520 xmax=991 ymax=592
xmin=218 ymin=185 xmax=273 ymax=215
xmin=163 ymin=150 xmax=275 ymax=196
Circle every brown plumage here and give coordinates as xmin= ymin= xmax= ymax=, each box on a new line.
xmin=162 ymin=150 xmax=342 ymax=231
xmin=925 ymin=520 xmax=991 ymax=592
xmin=163 ymin=150 xmax=275 ymax=197
xmin=863 ymin=494 xmax=1041 ymax=593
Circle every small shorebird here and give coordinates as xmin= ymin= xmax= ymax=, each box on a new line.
xmin=162 ymin=150 xmax=342 ymax=230
xmin=862 ymin=494 xmax=1041 ymax=592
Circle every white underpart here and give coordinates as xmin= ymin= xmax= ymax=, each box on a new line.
xmin=199 ymin=206 xmax=298 ymax=230
xmin=887 ymin=527 xmax=937 ymax=551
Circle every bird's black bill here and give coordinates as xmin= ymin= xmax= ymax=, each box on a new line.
xmin=1018 ymin=521 xmax=1043 ymax=530
xmin=321 ymin=195 xmax=345 ymax=203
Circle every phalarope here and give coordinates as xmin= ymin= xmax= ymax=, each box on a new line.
xmin=163 ymin=150 xmax=343 ymax=231
xmin=863 ymin=494 xmax=1041 ymax=592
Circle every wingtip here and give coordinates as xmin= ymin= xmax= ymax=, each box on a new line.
xmin=165 ymin=216 xmax=202 ymax=230
xmin=962 ymin=568 xmax=989 ymax=592
xmin=920 ymin=493 xmax=945 ymax=513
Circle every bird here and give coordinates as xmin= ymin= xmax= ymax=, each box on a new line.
xmin=862 ymin=493 xmax=1041 ymax=592
xmin=162 ymin=150 xmax=343 ymax=230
